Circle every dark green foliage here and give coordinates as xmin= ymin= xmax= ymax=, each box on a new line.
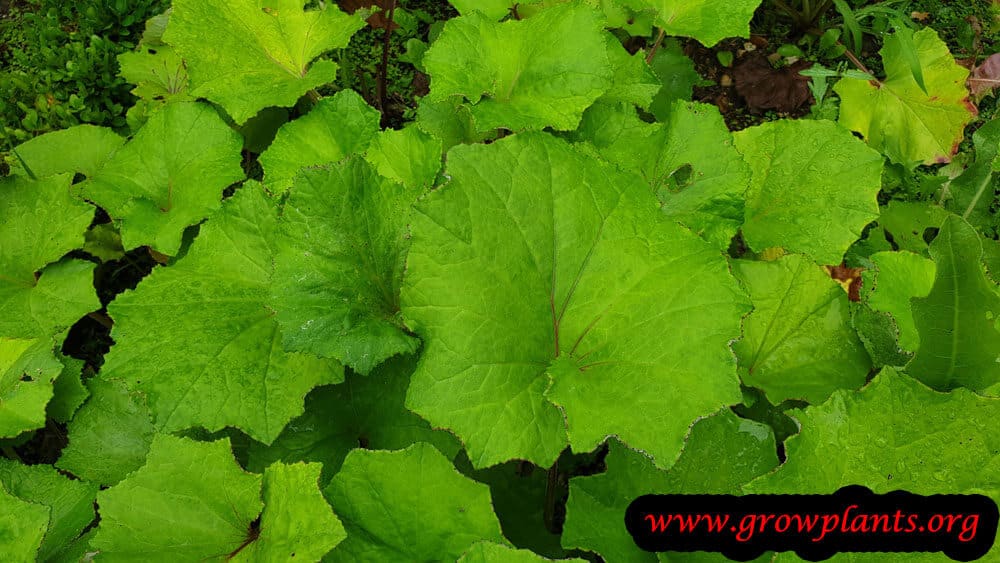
xmin=0 ymin=0 xmax=169 ymax=150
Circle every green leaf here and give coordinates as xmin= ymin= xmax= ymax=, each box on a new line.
xmin=892 ymin=26 xmax=928 ymax=94
xmin=733 ymin=254 xmax=872 ymax=405
xmin=447 ymin=0 xmax=515 ymax=20
xmin=835 ymin=28 xmax=975 ymax=168
xmin=0 ymin=460 xmax=98 ymax=562
xmin=648 ymin=39 xmax=701 ymax=121
xmin=562 ymin=411 xmax=778 ymax=562
xmin=0 ymin=339 xmax=64 ymax=438
xmin=734 ymin=119 xmax=883 ymax=265
xmin=459 ymin=541 xmax=585 ymax=562
xmin=0 ymin=174 xmax=97 ymax=339
xmin=944 ymin=118 xmax=1000 ymax=234
xmin=456 ymin=455 xmax=563 ymax=558
xmin=402 ymin=132 xmax=749 ymax=468
xmin=232 ymin=462 xmax=346 ymax=562
xmin=415 ymin=97 xmax=494 ymax=151
xmin=573 ymin=100 xmax=750 ymax=250
xmin=46 ymin=355 xmax=88 ymax=423
xmin=163 ymin=0 xmax=365 ymax=123
xmin=745 ymin=369 xmax=1000 ymax=544
xmin=81 ymin=102 xmax=245 ymax=256
xmin=101 ymin=184 xmax=343 ymax=444
xmin=323 ymin=443 xmax=506 ymax=561
xmin=238 ymin=107 xmax=290 ymax=154
xmin=48 ymin=528 xmax=95 ymax=563
xmin=601 ymin=33 xmax=661 ymax=109
xmin=833 ymin=0 xmax=861 ymax=53
xmin=860 ymin=251 xmax=936 ymax=353
xmin=424 ymin=4 xmax=612 ymax=132
xmin=364 ymin=125 xmax=443 ymax=190
xmin=242 ymin=354 xmax=460 ymax=483
xmin=7 ymin=125 xmax=123 ymax=179
xmin=630 ymin=0 xmax=763 ymax=46
xmin=259 ymin=90 xmax=382 ymax=193
xmin=877 ymin=200 xmax=950 ymax=256
xmin=985 ymin=236 xmax=1000 ymax=284
xmin=93 ymin=434 xmax=264 ymax=561
xmin=850 ymin=302 xmax=911 ymax=371
xmin=0 ymin=260 xmax=99 ymax=342
xmin=82 ymin=223 xmax=126 ymax=263
xmin=117 ymin=44 xmax=190 ymax=103
xmin=270 ymin=159 xmax=421 ymax=374
xmin=906 ymin=216 xmax=1000 ymax=392
xmin=56 ymin=377 xmax=155 ymax=486
xmin=0 ymin=484 xmax=48 ymax=562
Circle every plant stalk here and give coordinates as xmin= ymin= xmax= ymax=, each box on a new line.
xmin=543 ymin=460 xmax=560 ymax=534
xmin=377 ymin=0 xmax=398 ymax=120
xmin=645 ymin=28 xmax=666 ymax=64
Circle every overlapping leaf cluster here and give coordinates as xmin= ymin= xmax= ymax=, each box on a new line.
xmin=1 ymin=0 xmax=998 ymax=561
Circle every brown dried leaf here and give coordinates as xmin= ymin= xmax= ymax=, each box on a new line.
xmin=366 ymin=11 xmax=399 ymax=31
xmin=337 ymin=0 xmax=390 ymax=12
xmin=969 ymin=53 xmax=1000 ymax=100
xmin=733 ymin=53 xmax=813 ymax=112
xmin=338 ymin=0 xmax=398 ymax=29
xmin=910 ymin=11 xmax=931 ymax=22
xmin=825 ymin=263 xmax=864 ymax=302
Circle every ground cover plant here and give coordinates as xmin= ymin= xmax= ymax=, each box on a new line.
xmin=1 ymin=0 xmax=999 ymax=561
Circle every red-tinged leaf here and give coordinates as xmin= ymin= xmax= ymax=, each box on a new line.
xmin=969 ymin=53 xmax=1000 ymax=100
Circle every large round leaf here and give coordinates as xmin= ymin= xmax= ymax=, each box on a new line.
xmin=101 ymin=184 xmax=342 ymax=444
xmin=402 ymin=132 xmax=749 ymax=469
xmin=163 ymin=0 xmax=365 ymax=123
xmin=836 ymin=28 xmax=976 ymax=168
xmin=734 ymin=119 xmax=883 ymax=265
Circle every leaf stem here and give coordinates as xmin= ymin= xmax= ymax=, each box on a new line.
xmin=645 ymin=28 xmax=666 ymax=64
xmin=963 ymin=171 xmax=994 ymax=220
xmin=377 ymin=0 xmax=398 ymax=121
xmin=11 ymin=148 xmax=37 ymax=180
xmin=543 ymin=459 xmax=560 ymax=534
xmin=807 ymin=27 xmax=873 ymax=76
xmin=842 ymin=47 xmax=873 ymax=75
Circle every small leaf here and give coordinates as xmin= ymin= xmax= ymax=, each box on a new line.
xmin=424 ymin=3 xmax=613 ymax=132
xmin=163 ymin=0 xmax=365 ymax=123
xmin=93 ymin=435 xmax=264 ymax=561
xmin=0 ymin=484 xmax=48 ymax=561
xmin=270 ymin=158 xmax=422 ymax=374
xmin=893 ymin=25 xmax=928 ymax=94
xmin=242 ymin=354 xmax=461 ymax=483
xmin=906 ymin=215 xmax=1000 ymax=392
xmin=323 ymin=443 xmax=506 ymax=561
xmin=56 ymin=377 xmax=155 ymax=486
xmin=563 ymin=412 xmax=778 ymax=562
xmin=630 ymin=0 xmax=764 ymax=47
xmin=101 ymin=184 xmax=343 ymax=444
xmin=260 ymin=90 xmax=381 ymax=194
xmin=0 ymin=174 xmax=98 ymax=339
xmin=0 ymin=339 xmax=65 ymax=438
xmin=0 ymin=460 xmax=99 ymax=562
xmin=734 ymin=119 xmax=883 ymax=265
xmin=733 ymin=254 xmax=872 ymax=405
xmin=860 ymin=251 xmax=936 ymax=353
xmin=835 ymin=28 xmax=976 ymax=167
xmin=81 ymin=102 xmax=244 ymax=255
